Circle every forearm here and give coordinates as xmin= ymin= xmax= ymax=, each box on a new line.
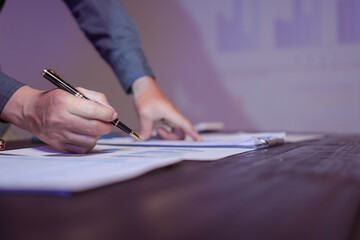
xmin=0 ymin=86 xmax=41 ymax=131
xmin=63 ymin=0 xmax=154 ymax=93
xmin=0 ymin=72 xmax=26 ymax=118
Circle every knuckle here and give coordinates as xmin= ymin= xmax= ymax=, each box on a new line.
xmin=97 ymin=92 xmax=107 ymax=102
xmin=84 ymin=123 xmax=98 ymax=136
xmin=46 ymin=114 xmax=61 ymax=126
xmin=49 ymin=90 xmax=67 ymax=106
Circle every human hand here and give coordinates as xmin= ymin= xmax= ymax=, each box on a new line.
xmin=0 ymin=86 xmax=117 ymax=153
xmin=132 ymin=76 xmax=201 ymax=141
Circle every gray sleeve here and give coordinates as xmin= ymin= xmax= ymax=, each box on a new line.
xmin=63 ymin=0 xmax=155 ymax=94
xmin=0 ymin=71 xmax=25 ymax=116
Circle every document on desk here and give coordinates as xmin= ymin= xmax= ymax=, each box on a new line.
xmin=1 ymin=144 xmax=254 ymax=161
xmin=0 ymin=152 xmax=182 ymax=194
xmin=97 ymin=132 xmax=286 ymax=148
xmin=0 ymin=132 xmax=284 ymax=194
xmin=0 ymin=146 xmax=251 ymax=194
xmin=3 ymin=132 xmax=284 ymax=160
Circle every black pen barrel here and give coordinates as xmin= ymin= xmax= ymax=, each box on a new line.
xmin=111 ymin=119 xmax=132 ymax=134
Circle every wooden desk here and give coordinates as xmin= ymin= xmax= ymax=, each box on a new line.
xmin=1 ymin=135 xmax=360 ymax=240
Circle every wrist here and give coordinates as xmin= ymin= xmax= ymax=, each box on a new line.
xmin=132 ymin=76 xmax=157 ymax=100
xmin=0 ymin=86 xmax=42 ymax=130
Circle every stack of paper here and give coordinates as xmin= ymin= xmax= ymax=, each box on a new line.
xmin=0 ymin=132 xmax=285 ymax=194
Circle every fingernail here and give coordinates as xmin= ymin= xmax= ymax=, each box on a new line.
xmin=112 ymin=112 xmax=118 ymax=120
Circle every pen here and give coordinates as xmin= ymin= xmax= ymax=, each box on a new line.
xmin=254 ymin=137 xmax=284 ymax=148
xmin=41 ymin=68 xmax=142 ymax=141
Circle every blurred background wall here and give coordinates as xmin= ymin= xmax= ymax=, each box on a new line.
xmin=0 ymin=0 xmax=359 ymax=138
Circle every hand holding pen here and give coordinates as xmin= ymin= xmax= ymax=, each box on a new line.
xmin=0 ymin=82 xmax=117 ymax=153
xmin=42 ymin=69 xmax=141 ymax=140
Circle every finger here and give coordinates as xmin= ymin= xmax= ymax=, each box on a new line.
xmin=157 ymin=127 xmax=185 ymax=140
xmin=60 ymin=131 xmax=98 ymax=153
xmin=37 ymin=130 xmax=98 ymax=154
xmin=63 ymin=144 xmax=94 ymax=154
xmin=182 ymin=124 xmax=202 ymax=141
xmin=75 ymin=87 xmax=118 ymax=121
xmin=139 ymin=116 xmax=153 ymax=140
xmin=63 ymin=131 xmax=99 ymax=148
xmin=67 ymin=96 xmax=117 ymax=122
xmin=77 ymin=87 xmax=114 ymax=109
xmin=163 ymin=113 xmax=202 ymax=141
xmin=66 ymin=115 xmax=113 ymax=136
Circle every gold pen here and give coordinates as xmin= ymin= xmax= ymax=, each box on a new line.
xmin=41 ymin=68 xmax=142 ymax=141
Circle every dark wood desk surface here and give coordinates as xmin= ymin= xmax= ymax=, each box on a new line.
xmin=1 ymin=135 xmax=360 ymax=240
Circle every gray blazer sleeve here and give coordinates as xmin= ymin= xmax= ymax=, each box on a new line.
xmin=0 ymin=71 xmax=25 ymax=116
xmin=63 ymin=0 xmax=155 ymax=93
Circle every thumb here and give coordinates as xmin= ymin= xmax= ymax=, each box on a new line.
xmin=139 ymin=116 xmax=153 ymax=140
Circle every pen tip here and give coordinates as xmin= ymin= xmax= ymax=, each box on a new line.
xmin=130 ymin=131 xmax=143 ymax=141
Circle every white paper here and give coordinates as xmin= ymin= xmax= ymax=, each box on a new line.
xmin=0 ymin=132 xmax=284 ymax=193
xmin=90 ymin=145 xmax=254 ymax=161
xmin=97 ymin=132 xmax=286 ymax=148
xmin=1 ymin=144 xmax=254 ymax=161
xmin=0 ymin=154 xmax=182 ymax=193
xmin=0 ymin=144 xmax=253 ymax=193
